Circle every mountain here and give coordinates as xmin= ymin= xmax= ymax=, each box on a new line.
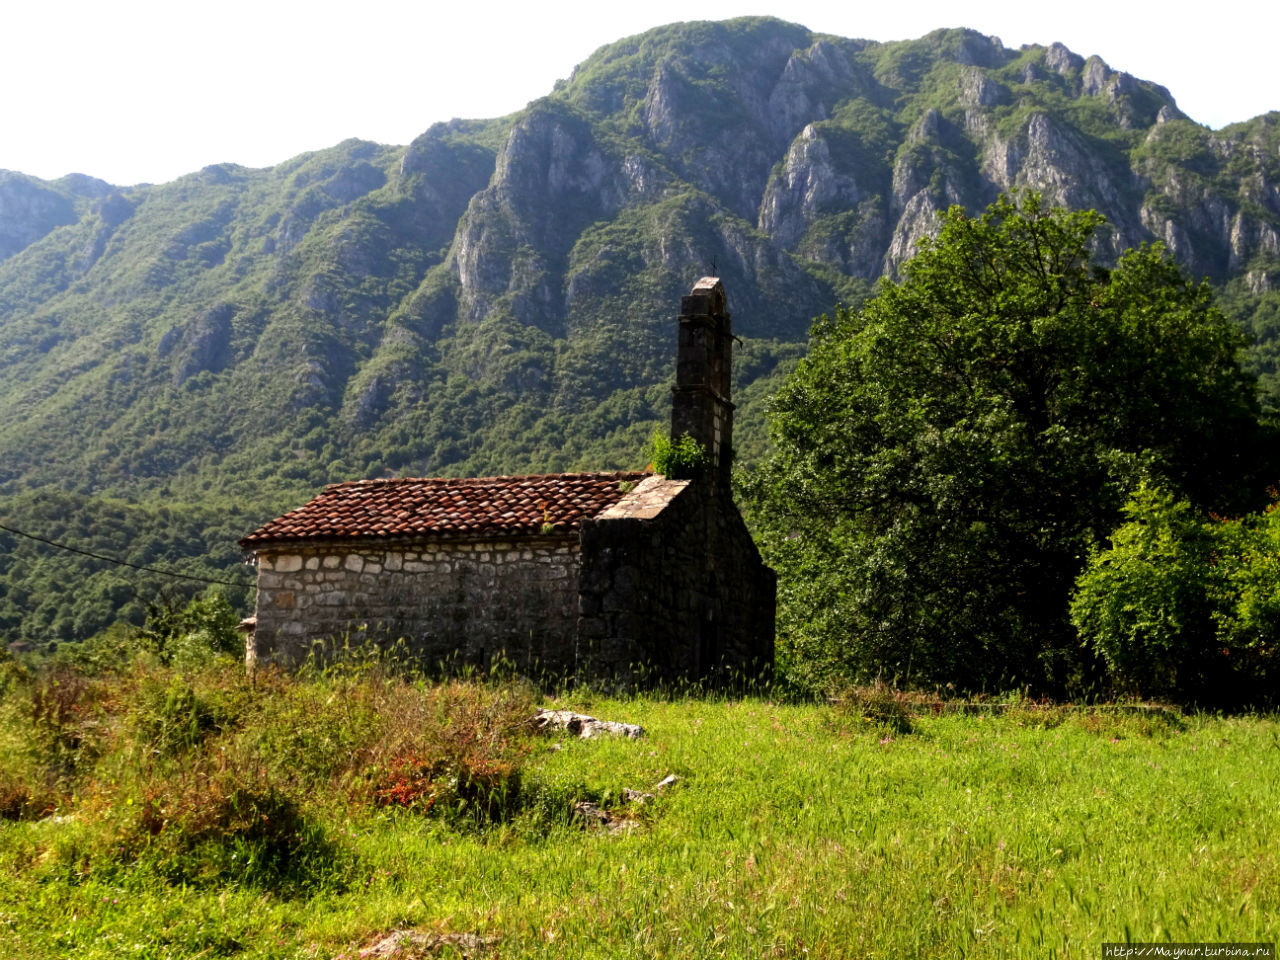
xmin=1 ymin=17 xmax=1279 ymax=645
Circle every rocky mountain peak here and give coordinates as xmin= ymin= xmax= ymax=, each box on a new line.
xmin=1044 ymin=42 xmax=1083 ymax=76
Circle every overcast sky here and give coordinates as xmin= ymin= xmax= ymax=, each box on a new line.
xmin=3 ymin=0 xmax=1275 ymax=186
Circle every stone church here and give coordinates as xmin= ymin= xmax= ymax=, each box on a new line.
xmin=239 ymin=278 xmax=775 ymax=683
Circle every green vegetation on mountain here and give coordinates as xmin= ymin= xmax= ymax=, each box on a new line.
xmin=0 ymin=490 xmax=254 ymax=647
xmin=1 ymin=18 xmax=1278 ymax=648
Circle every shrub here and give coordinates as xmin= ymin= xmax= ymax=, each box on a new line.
xmin=363 ymin=680 xmax=535 ymax=824
xmin=139 ymin=592 xmax=242 ymax=668
xmin=1070 ymin=485 xmax=1220 ymax=697
xmin=129 ymin=675 xmax=239 ymax=756
xmin=26 ymin=667 xmax=106 ymax=775
xmin=0 ymin=776 xmax=57 ymax=821
xmin=1072 ymin=484 xmax=1280 ymax=702
xmin=113 ymin=759 xmax=337 ymax=889
xmin=649 ymin=430 xmax=709 ymax=479
xmin=2 ymin=651 xmax=547 ymax=895
xmin=0 ymin=653 xmax=28 ymax=697
xmin=1068 ymin=706 xmax=1185 ymax=739
xmin=1213 ymin=501 xmax=1280 ymax=679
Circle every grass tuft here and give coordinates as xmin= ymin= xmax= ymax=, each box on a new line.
xmin=829 ymin=679 xmax=915 ymax=734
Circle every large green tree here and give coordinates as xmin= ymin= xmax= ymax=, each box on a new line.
xmin=748 ymin=195 xmax=1271 ymax=693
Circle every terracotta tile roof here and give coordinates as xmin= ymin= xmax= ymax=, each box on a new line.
xmin=239 ymin=471 xmax=651 ymax=548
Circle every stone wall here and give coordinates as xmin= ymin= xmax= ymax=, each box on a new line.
xmin=247 ymin=477 xmax=775 ymax=684
xmin=249 ymin=536 xmax=580 ymax=671
xmin=577 ymin=477 xmax=775 ymax=683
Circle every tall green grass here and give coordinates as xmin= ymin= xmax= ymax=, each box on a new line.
xmin=0 ymin=649 xmax=1276 ymax=958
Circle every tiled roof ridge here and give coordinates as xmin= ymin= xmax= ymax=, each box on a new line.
xmin=322 ymin=469 xmax=650 ymax=492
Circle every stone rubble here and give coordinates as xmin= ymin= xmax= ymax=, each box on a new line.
xmin=533 ymin=708 xmax=645 ymax=739
xmin=572 ymin=801 xmax=641 ymax=834
xmin=572 ymin=773 xmax=683 ymax=834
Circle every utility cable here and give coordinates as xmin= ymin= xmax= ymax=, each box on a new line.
xmin=0 ymin=519 xmax=254 ymax=588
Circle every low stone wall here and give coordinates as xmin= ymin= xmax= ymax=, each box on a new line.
xmin=250 ymin=536 xmax=580 ymax=671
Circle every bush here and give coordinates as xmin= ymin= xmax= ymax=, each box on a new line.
xmin=363 ymin=679 xmax=535 ymax=824
xmin=129 ymin=674 xmax=241 ymax=755
xmin=1070 ymin=485 xmax=1220 ymax=697
xmin=112 ymin=759 xmax=338 ymax=889
xmin=0 ymin=776 xmax=57 ymax=821
xmin=0 ymin=649 xmax=550 ymax=897
xmin=1072 ymin=484 xmax=1280 ymax=702
xmin=1214 ymin=502 xmax=1280 ymax=676
xmin=649 ymin=430 xmax=709 ymax=479
xmin=26 ymin=667 xmax=106 ymax=776
xmin=139 ymin=592 xmax=242 ymax=668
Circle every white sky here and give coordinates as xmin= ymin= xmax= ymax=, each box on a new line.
xmin=2 ymin=0 xmax=1276 ymax=187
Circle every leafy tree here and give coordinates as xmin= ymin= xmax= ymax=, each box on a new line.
xmin=747 ymin=194 xmax=1270 ymax=693
xmin=140 ymin=592 xmax=242 ymax=667
xmin=1072 ymin=485 xmax=1280 ymax=702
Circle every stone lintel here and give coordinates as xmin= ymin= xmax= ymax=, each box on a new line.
xmin=671 ymin=383 xmax=735 ymax=410
xmin=678 ymin=309 xmax=723 ymax=326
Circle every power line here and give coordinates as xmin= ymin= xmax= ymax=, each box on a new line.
xmin=0 ymin=519 xmax=254 ymax=588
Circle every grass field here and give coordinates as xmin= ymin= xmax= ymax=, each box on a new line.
xmin=0 ymin=654 xmax=1277 ymax=959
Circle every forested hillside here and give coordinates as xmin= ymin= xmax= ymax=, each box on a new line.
xmin=1 ymin=17 xmax=1278 ymax=645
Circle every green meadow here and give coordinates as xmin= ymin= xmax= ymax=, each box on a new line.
xmin=0 ymin=652 xmax=1276 ymax=959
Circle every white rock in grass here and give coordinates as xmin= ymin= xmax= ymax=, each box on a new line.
xmin=533 ymin=708 xmax=645 ymax=739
